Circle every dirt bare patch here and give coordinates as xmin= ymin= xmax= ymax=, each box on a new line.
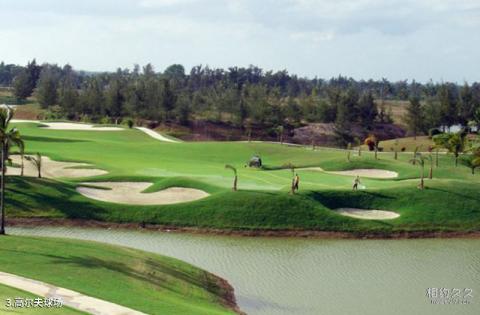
xmin=8 ymin=155 xmax=107 ymax=178
xmin=77 ymin=182 xmax=209 ymax=205
xmin=335 ymin=208 xmax=400 ymax=220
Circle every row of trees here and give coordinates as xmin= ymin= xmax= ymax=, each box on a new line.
xmin=404 ymin=83 xmax=480 ymax=138
xmin=3 ymin=60 xmax=475 ymax=101
xmin=4 ymin=60 xmax=480 ymax=144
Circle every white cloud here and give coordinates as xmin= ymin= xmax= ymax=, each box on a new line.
xmin=139 ymin=0 xmax=198 ymax=8
xmin=0 ymin=0 xmax=478 ymax=82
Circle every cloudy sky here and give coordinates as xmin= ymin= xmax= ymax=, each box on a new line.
xmin=0 ymin=0 xmax=479 ymax=82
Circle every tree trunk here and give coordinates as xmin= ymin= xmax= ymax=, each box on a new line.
xmin=394 ymin=151 xmax=397 ymax=160
xmin=435 ymin=150 xmax=439 ymax=167
xmin=472 ymin=168 xmax=475 ymax=175
xmin=21 ymin=154 xmax=24 ymax=176
xmin=0 ymin=143 xmax=6 ymax=235
xmin=429 ymin=166 xmax=433 ymax=179
xmin=374 ymin=147 xmax=378 ymax=160
xmin=455 ymin=155 xmax=458 ymax=167
xmin=233 ymin=175 xmax=237 ymax=191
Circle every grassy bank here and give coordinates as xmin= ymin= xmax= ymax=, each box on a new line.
xmin=0 ymin=235 xmax=238 ymax=315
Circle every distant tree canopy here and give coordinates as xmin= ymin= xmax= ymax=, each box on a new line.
xmin=2 ymin=60 xmax=480 ymax=144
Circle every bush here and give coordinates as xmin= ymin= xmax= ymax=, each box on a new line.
xmin=99 ymin=116 xmax=111 ymax=125
xmin=43 ymin=105 xmax=65 ymax=120
xmin=428 ymin=128 xmax=443 ymax=138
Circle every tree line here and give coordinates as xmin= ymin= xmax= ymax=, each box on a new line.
xmin=2 ymin=59 xmax=480 ymax=143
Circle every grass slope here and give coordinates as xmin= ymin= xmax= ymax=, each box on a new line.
xmin=0 ymin=236 xmax=237 ymax=315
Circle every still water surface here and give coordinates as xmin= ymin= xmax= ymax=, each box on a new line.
xmin=10 ymin=227 xmax=480 ymax=315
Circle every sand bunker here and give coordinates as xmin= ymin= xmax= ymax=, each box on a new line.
xmin=297 ymin=167 xmax=398 ymax=179
xmin=40 ymin=122 xmax=123 ymax=131
xmin=77 ymin=182 xmax=209 ymax=205
xmin=328 ymin=169 xmax=398 ymax=179
xmin=7 ymin=155 xmax=107 ymax=178
xmin=12 ymin=119 xmax=123 ymax=131
xmin=335 ymin=208 xmax=400 ymax=220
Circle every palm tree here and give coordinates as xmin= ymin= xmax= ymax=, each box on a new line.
xmin=459 ymin=155 xmax=480 ymax=175
xmin=433 ymin=132 xmax=467 ymax=167
xmin=25 ymin=153 xmax=42 ymax=178
xmin=390 ymin=139 xmax=399 ymax=160
xmin=346 ymin=142 xmax=352 ymax=162
xmin=427 ymin=154 xmax=434 ymax=179
xmin=276 ymin=125 xmax=284 ymax=144
xmin=411 ymin=145 xmax=421 ymax=165
xmin=0 ymin=106 xmax=25 ymax=235
xmin=18 ymin=141 xmax=25 ymax=176
xmin=225 ymin=164 xmax=237 ymax=191
xmin=410 ymin=153 xmax=426 ymax=189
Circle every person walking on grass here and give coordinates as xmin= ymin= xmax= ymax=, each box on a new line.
xmin=353 ymin=175 xmax=361 ymax=191
xmin=294 ymin=173 xmax=300 ymax=192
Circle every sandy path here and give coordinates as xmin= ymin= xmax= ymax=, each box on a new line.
xmin=0 ymin=271 xmax=146 ymax=315
xmin=135 ymin=127 xmax=179 ymax=143
xmin=7 ymin=155 xmax=107 ymax=178
xmin=77 ymin=182 xmax=209 ymax=205
xmin=335 ymin=208 xmax=400 ymax=220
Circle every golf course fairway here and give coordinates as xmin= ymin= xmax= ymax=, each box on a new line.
xmin=3 ymin=121 xmax=479 ymax=236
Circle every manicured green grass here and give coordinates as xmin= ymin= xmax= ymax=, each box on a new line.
xmin=0 ymin=283 xmax=84 ymax=314
xmin=5 ymin=122 xmax=480 ymax=234
xmin=0 ymin=236 xmax=237 ymax=315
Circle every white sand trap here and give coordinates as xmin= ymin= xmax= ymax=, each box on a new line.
xmin=12 ymin=119 xmax=123 ymax=131
xmin=335 ymin=208 xmax=400 ymax=220
xmin=135 ymin=127 xmax=179 ymax=143
xmin=77 ymin=182 xmax=209 ymax=205
xmin=328 ymin=169 xmax=398 ymax=179
xmin=7 ymin=155 xmax=107 ymax=178
xmin=40 ymin=122 xmax=123 ymax=131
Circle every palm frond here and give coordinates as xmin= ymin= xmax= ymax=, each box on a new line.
xmin=225 ymin=164 xmax=237 ymax=175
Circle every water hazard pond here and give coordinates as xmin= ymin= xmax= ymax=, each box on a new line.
xmin=10 ymin=227 xmax=480 ymax=315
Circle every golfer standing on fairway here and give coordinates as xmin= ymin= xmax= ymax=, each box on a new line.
xmin=353 ymin=175 xmax=361 ymax=191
